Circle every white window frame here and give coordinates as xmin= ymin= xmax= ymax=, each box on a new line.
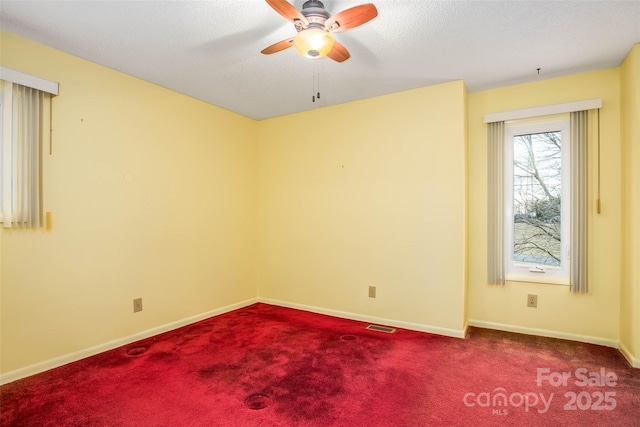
xmin=504 ymin=118 xmax=571 ymax=285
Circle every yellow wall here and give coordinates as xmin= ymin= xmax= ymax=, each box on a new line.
xmin=620 ymin=44 xmax=640 ymax=364
xmin=257 ymin=81 xmax=468 ymax=333
xmin=0 ymin=31 xmax=258 ymax=373
xmin=468 ymin=69 xmax=622 ymax=343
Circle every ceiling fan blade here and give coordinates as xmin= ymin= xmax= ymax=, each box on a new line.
xmin=327 ymin=41 xmax=350 ymax=62
xmin=325 ymin=3 xmax=378 ymax=33
xmin=265 ymin=0 xmax=309 ymax=26
xmin=261 ymin=38 xmax=295 ymax=55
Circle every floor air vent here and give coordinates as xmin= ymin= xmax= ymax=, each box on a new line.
xmin=366 ymin=324 xmax=396 ymax=333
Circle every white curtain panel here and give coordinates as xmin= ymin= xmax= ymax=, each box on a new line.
xmin=487 ymin=121 xmax=505 ymax=285
xmin=1 ymin=81 xmax=44 ymax=228
xmin=570 ymin=110 xmax=588 ymax=293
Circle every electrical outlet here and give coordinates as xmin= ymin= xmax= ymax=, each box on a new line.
xmin=133 ymin=298 xmax=143 ymax=313
xmin=527 ymin=294 xmax=538 ymax=308
xmin=368 ymin=286 xmax=376 ymax=298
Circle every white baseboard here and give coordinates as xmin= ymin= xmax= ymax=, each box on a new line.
xmin=618 ymin=340 xmax=640 ymax=368
xmin=0 ymin=298 xmax=259 ymax=385
xmin=4 ymin=301 xmax=635 ymax=385
xmin=468 ymin=319 xmax=619 ymax=348
xmin=259 ymin=297 xmax=467 ymax=339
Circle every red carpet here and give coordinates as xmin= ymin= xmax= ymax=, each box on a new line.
xmin=1 ymin=303 xmax=639 ymax=426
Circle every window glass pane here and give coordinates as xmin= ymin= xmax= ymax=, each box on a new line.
xmin=512 ymin=131 xmax=562 ymax=267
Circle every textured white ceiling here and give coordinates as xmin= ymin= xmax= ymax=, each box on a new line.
xmin=1 ymin=0 xmax=638 ymax=120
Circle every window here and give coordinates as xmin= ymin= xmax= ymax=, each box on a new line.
xmin=504 ymin=118 xmax=570 ymax=283
xmin=1 ymin=80 xmax=42 ymax=227
xmin=1 ymin=67 xmax=58 ymax=228
xmin=487 ymin=102 xmax=593 ymax=293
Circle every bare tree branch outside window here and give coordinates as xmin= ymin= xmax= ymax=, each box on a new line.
xmin=512 ymin=131 xmax=562 ymax=266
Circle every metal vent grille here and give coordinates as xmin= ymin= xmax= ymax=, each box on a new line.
xmin=366 ymin=324 xmax=396 ymax=333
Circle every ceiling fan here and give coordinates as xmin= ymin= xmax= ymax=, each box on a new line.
xmin=261 ymin=0 xmax=378 ymax=62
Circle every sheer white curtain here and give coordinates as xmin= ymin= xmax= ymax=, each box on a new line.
xmin=1 ymin=81 xmax=45 ymax=228
xmin=487 ymin=121 xmax=505 ymax=285
xmin=570 ymin=110 xmax=588 ymax=293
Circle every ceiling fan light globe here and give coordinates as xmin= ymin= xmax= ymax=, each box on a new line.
xmin=293 ymin=29 xmax=334 ymax=59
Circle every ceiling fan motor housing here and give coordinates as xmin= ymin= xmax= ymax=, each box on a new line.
xmin=301 ymin=0 xmax=330 ymax=26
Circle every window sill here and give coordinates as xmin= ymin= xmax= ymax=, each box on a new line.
xmin=506 ymin=274 xmax=570 ymax=286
